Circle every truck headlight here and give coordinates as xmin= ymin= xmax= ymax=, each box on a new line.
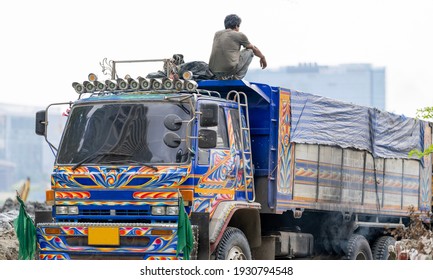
xmin=56 ymin=206 xmax=79 ymax=215
xmin=151 ymin=206 xmax=166 ymax=215
xmin=68 ymin=206 xmax=79 ymax=215
xmin=166 ymin=206 xmax=179 ymax=216
xmin=56 ymin=206 xmax=68 ymax=215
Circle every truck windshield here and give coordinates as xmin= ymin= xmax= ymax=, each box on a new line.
xmin=57 ymin=101 xmax=191 ymax=165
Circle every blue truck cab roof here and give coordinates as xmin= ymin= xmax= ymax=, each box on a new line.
xmin=198 ymin=79 xmax=273 ymax=104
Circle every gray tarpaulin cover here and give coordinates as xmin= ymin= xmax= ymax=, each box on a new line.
xmin=290 ymin=90 xmax=424 ymax=159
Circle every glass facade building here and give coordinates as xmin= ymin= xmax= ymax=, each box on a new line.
xmin=245 ymin=63 xmax=385 ymax=110
xmin=0 ymin=104 xmax=65 ymax=193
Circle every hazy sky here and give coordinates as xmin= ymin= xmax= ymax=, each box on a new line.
xmin=1 ymin=0 xmax=432 ymax=117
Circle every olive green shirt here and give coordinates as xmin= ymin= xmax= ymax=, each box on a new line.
xmin=209 ymin=29 xmax=251 ymax=75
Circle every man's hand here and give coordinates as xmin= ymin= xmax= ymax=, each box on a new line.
xmin=260 ymin=56 xmax=267 ymax=69
xmin=248 ymin=44 xmax=267 ymax=69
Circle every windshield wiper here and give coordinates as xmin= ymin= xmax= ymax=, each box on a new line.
xmin=72 ymin=152 xmax=133 ymax=170
xmin=122 ymin=159 xmax=159 ymax=172
xmin=176 ymin=103 xmax=190 ymax=115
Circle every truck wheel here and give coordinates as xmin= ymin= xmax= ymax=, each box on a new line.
xmin=372 ymin=236 xmax=396 ymax=260
xmin=215 ymin=227 xmax=252 ymax=260
xmin=344 ymin=234 xmax=373 ymax=260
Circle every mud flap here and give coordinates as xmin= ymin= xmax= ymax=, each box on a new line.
xmin=35 ymin=210 xmax=52 ymax=225
xmin=191 ymin=212 xmax=209 ymax=260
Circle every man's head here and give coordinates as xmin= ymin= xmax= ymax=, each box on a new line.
xmin=224 ymin=14 xmax=242 ymax=30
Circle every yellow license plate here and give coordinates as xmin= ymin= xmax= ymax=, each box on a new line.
xmin=88 ymin=227 xmax=119 ymax=246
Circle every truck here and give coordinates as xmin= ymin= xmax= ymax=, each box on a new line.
xmin=34 ymin=58 xmax=432 ymax=260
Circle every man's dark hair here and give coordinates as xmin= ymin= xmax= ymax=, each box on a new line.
xmin=224 ymin=14 xmax=242 ymax=29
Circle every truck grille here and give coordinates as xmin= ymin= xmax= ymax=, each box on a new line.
xmin=81 ymin=209 xmax=111 ymax=216
xmin=81 ymin=209 xmax=149 ymax=216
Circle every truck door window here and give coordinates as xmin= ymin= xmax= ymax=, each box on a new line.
xmin=215 ymin=107 xmax=229 ymax=148
xmin=229 ymin=109 xmax=241 ymax=150
xmin=200 ymin=107 xmax=229 ymax=149
xmin=197 ymin=107 xmax=229 ymax=165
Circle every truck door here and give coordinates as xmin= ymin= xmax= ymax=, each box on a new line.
xmin=228 ymin=108 xmax=254 ymax=201
xmin=195 ymin=105 xmax=238 ymax=212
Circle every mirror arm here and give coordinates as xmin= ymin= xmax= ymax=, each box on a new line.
xmin=43 ymin=101 xmax=73 ymax=156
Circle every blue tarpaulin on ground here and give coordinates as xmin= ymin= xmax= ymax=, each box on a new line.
xmin=290 ymin=90 xmax=424 ymax=159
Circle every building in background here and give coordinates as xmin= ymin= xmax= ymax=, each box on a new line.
xmin=0 ymin=104 xmax=43 ymax=191
xmin=0 ymin=103 xmax=65 ymax=194
xmin=245 ymin=63 xmax=386 ymax=110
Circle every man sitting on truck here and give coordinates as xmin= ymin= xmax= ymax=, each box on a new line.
xmin=209 ymin=14 xmax=267 ymax=80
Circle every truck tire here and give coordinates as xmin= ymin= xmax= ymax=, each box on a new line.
xmin=344 ymin=234 xmax=373 ymax=260
xmin=215 ymin=227 xmax=252 ymax=260
xmin=372 ymin=236 xmax=396 ymax=260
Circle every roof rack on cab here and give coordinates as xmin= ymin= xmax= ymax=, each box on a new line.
xmin=71 ymin=58 xmax=198 ymax=96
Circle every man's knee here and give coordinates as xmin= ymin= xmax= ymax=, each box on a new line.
xmin=241 ymin=49 xmax=254 ymax=57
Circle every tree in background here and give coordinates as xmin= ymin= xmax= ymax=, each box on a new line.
xmin=409 ymin=107 xmax=433 ymax=158
xmin=416 ymin=106 xmax=433 ymax=120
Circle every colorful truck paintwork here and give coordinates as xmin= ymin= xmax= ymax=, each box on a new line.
xmin=35 ymin=77 xmax=432 ymax=260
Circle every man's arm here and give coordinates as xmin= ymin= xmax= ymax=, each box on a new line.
xmin=246 ymin=43 xmax=267 ymax=69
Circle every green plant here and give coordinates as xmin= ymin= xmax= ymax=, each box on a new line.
xmin=409 ymin=107 xmax=433 ymax=158
xmin=416 ymin=106 xmax=433 ymax=121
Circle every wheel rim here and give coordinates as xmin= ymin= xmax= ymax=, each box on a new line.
xmin=355 ymin=251 xmax=368 ymax=260
xmin=227 ymin=246 xmax=247 ymax=260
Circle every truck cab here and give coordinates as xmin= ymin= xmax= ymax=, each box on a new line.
xmin=35 ymin=60 xmax=262 ymax=259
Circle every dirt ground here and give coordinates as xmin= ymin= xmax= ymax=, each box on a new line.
xmin=0 ymin=230 xmax=19 ymax=260
xmin=0 ymin=198 xmax=48 ymax=260
xmin=0 ymin=211 xmax=19 ymax=260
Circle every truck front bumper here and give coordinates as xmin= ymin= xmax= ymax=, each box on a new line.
xmin=36 ymin=222 xmax=196 ymax=260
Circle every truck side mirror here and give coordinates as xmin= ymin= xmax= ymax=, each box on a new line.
xmin=163 ymin=132 xmax=182 ymax=148
xmin=35 ymin=110 xmax=47 ymax=136
xmin=200 ymin=103 xmax=218 ymax=127
xmin=164 ymin=114 xmax=183 ymax=131
xmin=198 ymin=129 xmax=217 ymax=149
